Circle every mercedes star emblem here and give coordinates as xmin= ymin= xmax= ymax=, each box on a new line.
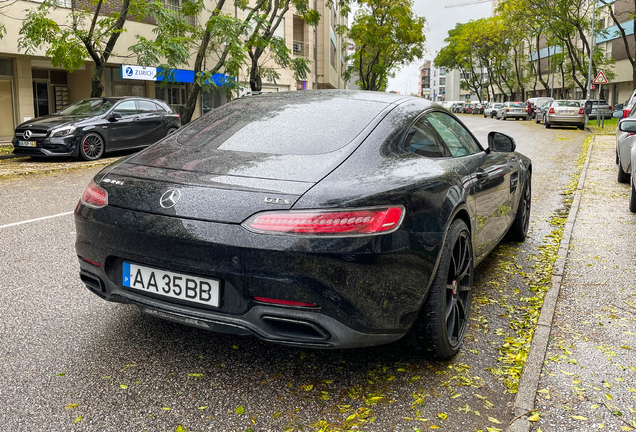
xmin=24 ymin=130 xmax=32 ymax=140
xmin=160 ymin=189 xmax=181 ymax=208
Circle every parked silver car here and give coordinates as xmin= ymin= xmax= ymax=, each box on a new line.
xmin=527 ymin=97 xmax=554 ymax=119
xmin=496 ymin=102 xmax=528 ymax=120
xmin=544 ymin=100 xmax=585 ymax=129
xmin=580 ymin=99 xmax=611 ymax=119
xmin=614 ymin=118 xmax=636 ymax=211
xmin=484 ymin=103 xmax=504 ymax=118
xmin=534 ymin=101 xmax=552 ymax=124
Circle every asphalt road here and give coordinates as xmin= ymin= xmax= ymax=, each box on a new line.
xmin=0 ymin=116 xmax=588 ymax=432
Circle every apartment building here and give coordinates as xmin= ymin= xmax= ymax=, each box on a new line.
xmin=491 ymin=0 xmax=635 ymax=105
xmin=0 ymin=0 xmax=348 ymax=140
xmin=418 ymin=60 xmax=431 ymax=99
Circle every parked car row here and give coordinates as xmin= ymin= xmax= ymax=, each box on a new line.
xmin=12 ymin=97 xmax=182 ymax=160
xmin=613 ymin=102 xmax=636 ymax=211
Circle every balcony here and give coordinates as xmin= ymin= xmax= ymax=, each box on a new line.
xmin=293 ymin=41 xmax=310 ymax=57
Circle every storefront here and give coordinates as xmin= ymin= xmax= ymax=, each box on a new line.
xmin=119 ymin=64 xmax=229 ymax=118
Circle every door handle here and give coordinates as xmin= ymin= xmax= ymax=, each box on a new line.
xmin=476 ymin=170 xmax=489 ymax=183
xmin=134 ymin=117 xmax=141 ymax=121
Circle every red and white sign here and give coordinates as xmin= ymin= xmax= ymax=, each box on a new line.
xmin=593 ymin=71 xmax=609 ymax=85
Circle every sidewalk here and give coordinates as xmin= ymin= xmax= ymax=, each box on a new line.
xmin=531 ymin=135 xmax=636 ymax=431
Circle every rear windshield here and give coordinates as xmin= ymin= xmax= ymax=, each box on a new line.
xmin=556 ymin=101 xmax=580 ymax=107
xmin=510 ymin=102 xmax=525 ymax=107
xmin=176 ymin=95 xmax=386 ymax=155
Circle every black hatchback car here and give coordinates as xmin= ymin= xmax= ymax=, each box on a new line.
xmin=75 ymin=91 xmax=531 ymax=359
xmin=13 ymin=97 xmax=181 ymax=160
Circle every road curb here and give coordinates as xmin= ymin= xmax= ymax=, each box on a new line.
xmin=508 ymin=134 xmax=595 ymax=432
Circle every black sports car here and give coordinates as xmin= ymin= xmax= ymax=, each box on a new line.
xmin=75 ymin=91 xmax=531 ymax=359
xmin=13 ymin=97 xmax=181 ymax=160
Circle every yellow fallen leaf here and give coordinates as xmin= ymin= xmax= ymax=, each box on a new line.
xmin=560 ymin=370 xmax=575 ymax=376
xmin=527 ymin=413 xmax=540 ymax=421
xmin=64 ymin=403 xmax=78 ymax=409
xmin=488 ymin=416 xmax=502 ymax=424
xmin=571 ymin=415 xmax=588 ymax=420
xmin=74 ymin=416 xmax=82 ymax=424
xmin=119 ymin=385 xmax=128 ymax=389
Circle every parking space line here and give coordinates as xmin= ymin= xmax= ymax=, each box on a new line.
xmin=0 ymin=211 xmax=74 ymax=229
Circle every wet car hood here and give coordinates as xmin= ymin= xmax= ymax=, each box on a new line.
xmin=16 ymin=115 xmax=95 ymax=131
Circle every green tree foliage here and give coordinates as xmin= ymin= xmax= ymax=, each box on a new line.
xmin=345 ymin=0 xmax=426 ymax=91
xmin=18 ymin=0 xmax=147 ymax=97
xmin=245 ymin=0 xmax=319 ymax=92
xmin=133 ymin=0 xmax=349 ymax=124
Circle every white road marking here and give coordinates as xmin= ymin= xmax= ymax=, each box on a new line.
xmin=0 ymin=211 xmax=74 ymax=229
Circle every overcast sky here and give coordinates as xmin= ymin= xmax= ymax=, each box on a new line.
xmin=353 ymin=0 xmax=493 ymax=94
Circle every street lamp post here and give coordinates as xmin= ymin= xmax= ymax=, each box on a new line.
xmin=586 ymin=0 xmax=597 ymax=100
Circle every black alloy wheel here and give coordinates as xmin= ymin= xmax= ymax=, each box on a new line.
xmin=618 ymin=161 xmax=630 ymax=183
xmin=507 ymin=177 xmax=532 ymax=242
xmin=407 ymin=219 xmax=473 ymax=360
xmin=79 ymin=133 xmax=105 ymax=161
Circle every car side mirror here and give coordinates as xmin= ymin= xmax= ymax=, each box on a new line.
xmin=108 ymin=112 xmax=122 ymax=121
xmin=619 ymin=119 xmax=636 ymax=133
xmin=488 ymin=131 xmax=516 ymax=152
xmin=614 ymin=103 xmax=624 ymax=111
xmin=613 ymin=110 xmax=625 ymax=119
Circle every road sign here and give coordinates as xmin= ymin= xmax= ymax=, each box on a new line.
xmin=593 ymin=71 xmax=608 ymax=85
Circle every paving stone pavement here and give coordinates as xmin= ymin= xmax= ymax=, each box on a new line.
xmin=532 ymin=135 xmax=636 ymax=431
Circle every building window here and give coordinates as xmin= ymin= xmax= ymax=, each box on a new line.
xmin=202 ymin=87 xmax=227 ymax=115
xmin=164 ymin=0 xmax=197 ymax=26
xmin=330 ymin=40 xmax=337 ymax=71
xmin=156 ymin=83 xmax=187 ymax=116
xmin=104 ymin=67 xmax=146 ymax=98
xmin=439 ymin=78 xmax=445 ymax=86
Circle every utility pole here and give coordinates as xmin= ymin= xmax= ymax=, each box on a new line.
xmin=586 ymin=0 xmax=597 ymax=100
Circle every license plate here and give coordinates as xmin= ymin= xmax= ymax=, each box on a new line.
xmin=19 ymin=141 xmax=36 ymax=147
xmin=122 ymin=262 xmax=220 ymax=307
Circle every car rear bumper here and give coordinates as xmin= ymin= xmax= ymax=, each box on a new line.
xmin=74 ymin=204 xmax=442 ymax=349
xmin=546 ymin=114 xmax=585 ymax=125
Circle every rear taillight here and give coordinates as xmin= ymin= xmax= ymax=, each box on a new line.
xmin=609 ymin=106 xmax=612 ymax=110
xmin=243 ymin=206 xmax=404 ymax=236
xmin=506 ymin=108 xmax=510 ymax=112
xmin=579 ymin=108 xmax=584 ymax=115
xmin=625 ymin=110 xmax=630 ymax=119
xmin=549 ymin=108 xmax=555 ymax=114
xmin=176 ymin=114 xmax=181 ymax=120
xmin=81 ymin=180 xmax=108 ymax=208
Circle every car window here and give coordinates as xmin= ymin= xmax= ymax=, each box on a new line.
xmin=510 ymin=102 xmax=525 ymax=107
xmin=114 ymin=101 xmax=138 ymax=116
xmin=425 ymin=111 xmax=482 ymax=157
xmin=403 ymin=117 xmax=447 ymax=158
xmin=155 ymin=103 xmax=167 ymax=112
xmin=136 ymin=100 xmax=158 ymax=113
xmin=556 ymin=101 xmax=580 ymax=107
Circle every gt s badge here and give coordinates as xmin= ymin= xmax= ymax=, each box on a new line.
xmin=264 ymin=197 xmax=291 ymax=205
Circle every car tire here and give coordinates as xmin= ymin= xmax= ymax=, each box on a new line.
xmin=503 ymin=115 xmax=507 ymax=121
xmin=79 ymin=132 xmax=105 ymax=161
xmin=406 ymin=219 xmax=473 ymax=360
xmin=578 ymin=124 xmax=585 ymax=130
xmin=618 ymin=161 xmax=630 ymax=183
xmin=515 ymin=117 xmax=520 ymax=121
xmin=630 ymin=179 xmax=636 ymax=213
xmin=616 ymin=151 xmax=620 ymax=165
xmin=166 ymin=127 xmax=178 ymax=136
xmin=506 ymin=176 xmax=531 ymax=242
xmin=535 ymin=117 xmax=540 ymax=124
xmin=545 ymin=121 xmax=551 ymax=129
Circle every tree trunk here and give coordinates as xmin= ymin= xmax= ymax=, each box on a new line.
xmin=91 ymin=61 xmax=105 ymax=97
xmin=249 ymin=58 xmax=262 ymax=91
xmin=535 ymin=35 xmax=550 ymax=93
